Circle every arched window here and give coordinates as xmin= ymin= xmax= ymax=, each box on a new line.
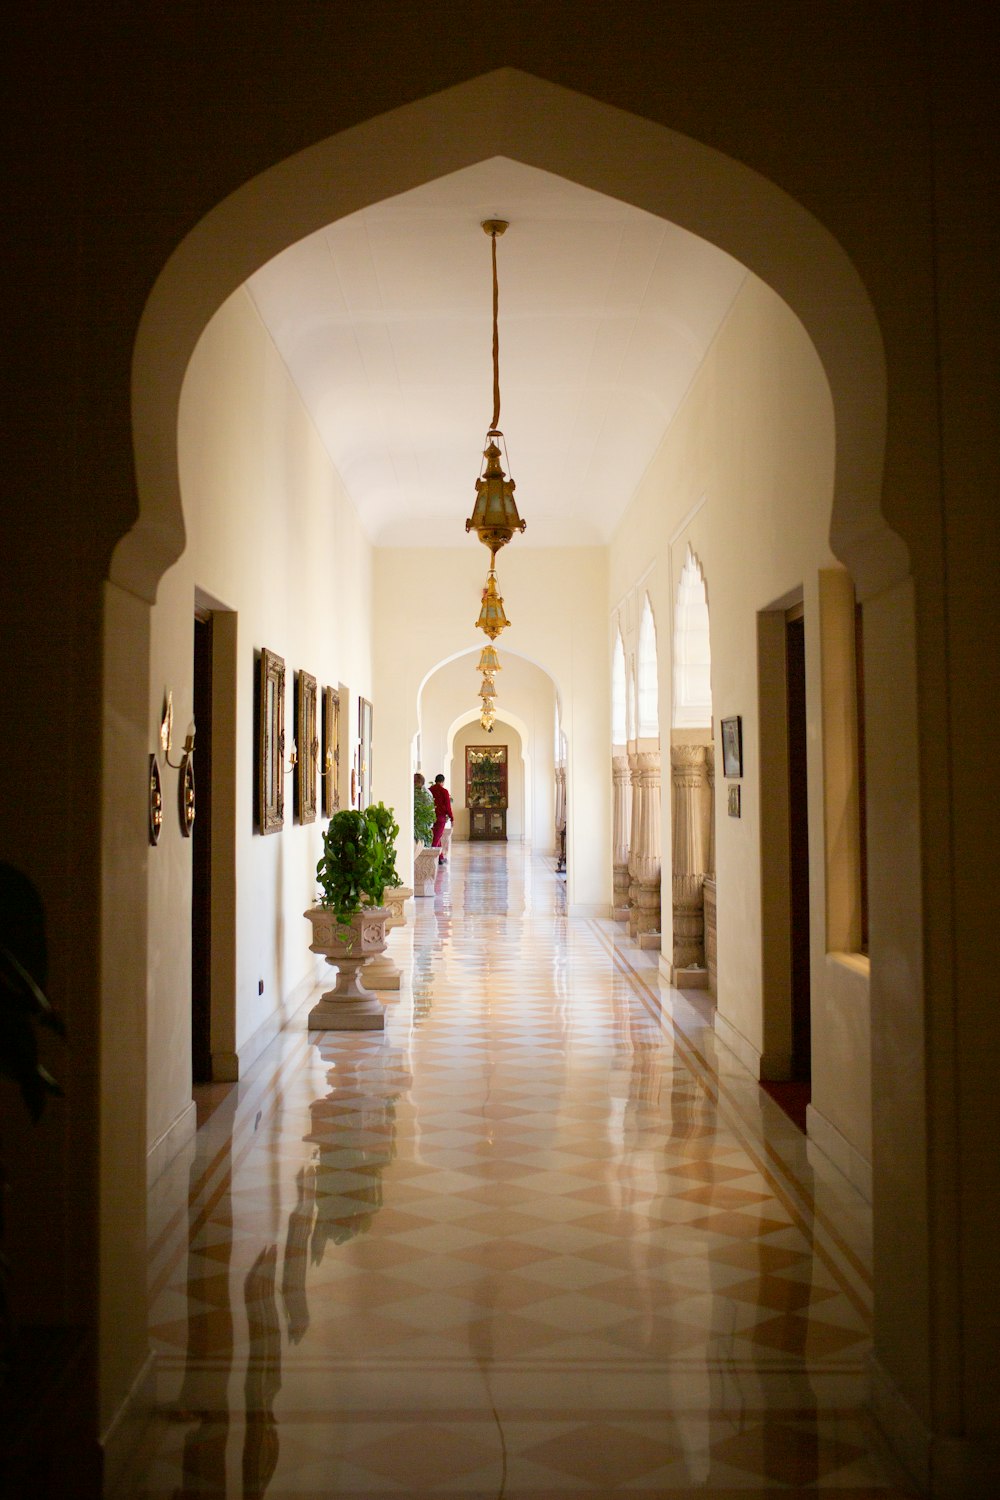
xmin=637 ymin=595 xmax=659 ymax=737
xmin=672 ymin=546 xmax=712 ymax=728
xmin=612 ymin=630 xmax=627 ymax=744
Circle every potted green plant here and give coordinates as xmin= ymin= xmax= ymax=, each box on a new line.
xmin=413 ymin=776 xmax=435 ymax=846
xmin=305 ymin=806 xmax=398 ymax=1031
xmin=412 ymin=774 xmax=441 ymax=896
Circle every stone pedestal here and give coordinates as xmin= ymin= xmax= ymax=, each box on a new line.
xmin=360 ymin=954 xmax=401 ymax=992
xmin=385 ymin=886 xmax=413 ymax=931
xmin=612 ymin=753 xmax=631 ymax=919
xmin=627 ymin=749 xmax=661 ymax=941
xmin=304 ymin=906 xmax=391 ymax=1030
xmin=554 ymin=765 xmax=567 ymax=871
xmin=703 ymin=877 xmax=717 ymax=996
xmin=413 ymin=844 xmax=440 ymax=896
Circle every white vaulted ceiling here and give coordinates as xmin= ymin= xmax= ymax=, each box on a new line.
xmin=247 ymin=158 xmax=746 ymax=548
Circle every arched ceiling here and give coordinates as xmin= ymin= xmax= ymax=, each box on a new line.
xmin=247 ymin=156 xmax=746 ymax=549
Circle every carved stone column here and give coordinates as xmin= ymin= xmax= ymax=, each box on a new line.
xmin=627 ymin=750 xmax=661 ymax=944
xmin=612 ymin=754 xmax=631 ymax=919
xmin=705 ymin=744 xmax=716 ymax=878
xmin=554 ymin=765 xmax=567 ymax=871
xmin=671 ymin=744 xmax=709 ymax=984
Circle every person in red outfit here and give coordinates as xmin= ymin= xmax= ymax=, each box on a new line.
xmin=430 ymin=774 xmax=453 ymax=862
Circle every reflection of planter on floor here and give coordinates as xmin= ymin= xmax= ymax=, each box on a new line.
xmin=413 ymin=844 xmax=440 ymax=897
xmin=304 ymin=906 xmax=391 ymax=1030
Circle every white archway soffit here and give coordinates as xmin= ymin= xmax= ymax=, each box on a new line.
xmin=246 ymin=159 xmax=746 ymax=549
xmin=416 ymin=641 xmax=560 ymax=713
xmin=126 ymin=68 xmax=901 ymax=603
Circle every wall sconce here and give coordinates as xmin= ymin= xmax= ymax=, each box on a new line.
xmin=286 ymin=741 xmax=298 ymax=773
xmin=158 ymin=690 xmax=196 ymax=837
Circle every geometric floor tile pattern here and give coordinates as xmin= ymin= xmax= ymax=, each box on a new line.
xmin=122 ymin=843 xmax=917 ymax=1497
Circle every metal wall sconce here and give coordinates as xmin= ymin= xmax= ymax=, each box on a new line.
xmin=158 ymin=690 xmax=197 ymax=837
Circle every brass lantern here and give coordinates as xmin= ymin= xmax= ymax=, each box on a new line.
xmin=466 ymin=439 xmax=525 ymax=565
xmin=476 ymin=569 xmax=510 ymax=640
xmin=477 ymin=645 xmax=502 ymax=675
xmin=479 ymin=674 xmax=498 ymax=700
xmin=465 ymin=221 xmax=526 ymax=564
xmin=480 ymin=704 xmax=497 ymax=732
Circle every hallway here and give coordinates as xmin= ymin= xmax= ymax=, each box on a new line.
xmin=129 ymin=843 xmax=913 ymax=1497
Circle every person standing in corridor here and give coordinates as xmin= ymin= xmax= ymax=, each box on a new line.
xmin=430 ymin=773 xmax=453 ymax=863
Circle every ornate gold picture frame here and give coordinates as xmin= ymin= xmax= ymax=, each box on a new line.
xmin=322 ymin=685 xmax=340 ymax=818
xmin=295 ymin=670 xmax=318 ymax=825
xmin=257 ymin=647 xmax=285 ymax=835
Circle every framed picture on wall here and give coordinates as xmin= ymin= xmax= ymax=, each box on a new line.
xmin=321 ymin=685 xmax=340 ymax=818
xmin=721 ymin=715 xmax=743 ymax=779
xmin=295 ymin=670 xmax=318 ymax=825
xmin=256 ymin=647 xmax=285 ymax=834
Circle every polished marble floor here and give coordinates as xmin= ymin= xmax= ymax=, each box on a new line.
xmin=125 ymin=843 xmax=916 ymax=1497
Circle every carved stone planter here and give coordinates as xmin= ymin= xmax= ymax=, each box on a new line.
xmin=385 ymin=885 xmax=413 ymax=931
xmin=413 ymin=843 xmax=440 ymax=897
xmin=304 ymin=906 xmax=391 ymax=1030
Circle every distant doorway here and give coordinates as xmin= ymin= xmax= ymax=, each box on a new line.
xmin=785 ymin=610 xmax=812 ymax=1084
xmin=191 ymin=610 xmax=213 ymax=1083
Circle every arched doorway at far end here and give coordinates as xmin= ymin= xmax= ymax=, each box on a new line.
xmin=445 ymin=709 xmax=531 ymax=846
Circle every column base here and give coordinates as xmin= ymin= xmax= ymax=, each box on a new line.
xmin=672 ymin=963 xmax=710 ymax=988
xmin=637 ymin=931 xmax=662 ymax=951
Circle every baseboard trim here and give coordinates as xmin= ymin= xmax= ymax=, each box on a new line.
xmin=230 ymin=961 xmax=325 ymax=1080
xmin=806 ymin=1102 xmax=873 ymax=1202
xmin=870 ymin=1355 xmax=1000 ymax=1497
xmin=713 ymin=1008 xmax=762 ymax=1078
xmin=101 ymin=1349 xmax=156 ymax=1495
xmin=146 ymin=1099 xmax=197 ymax=1188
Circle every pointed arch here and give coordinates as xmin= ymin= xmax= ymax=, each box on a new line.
xmin=612 ymin=628 xmax=627 ymax=746
xmin=125 ymin=67 xmax=900 ymax=603
xmin=637 ymin=594 xmax=659 ymax=739
xmin=672 ymin=545 xmax=713 ymax=729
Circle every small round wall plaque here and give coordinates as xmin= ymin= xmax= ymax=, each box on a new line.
xmin=148 ymin=755 xmax=163 ymax=846
xmin=180 ymin=755 xmax=196 ymax=838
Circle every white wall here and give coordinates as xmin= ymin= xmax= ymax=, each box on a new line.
xmin=610 ymin=274 xmax=872 ymax=1174
xmin=418 ymin=652 xmax=556 ymax=848
xmin=147 ymin=287 xmax=373 ymax=1157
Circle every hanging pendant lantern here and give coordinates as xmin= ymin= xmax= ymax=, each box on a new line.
xmin=477 ymin=645 xmax=502 ymax=675
xmin=480 ymin=704 xmax=497 ymax=732
xmin=465 ymin=221 xmax=526 ymax=564
xmin=479 ymin=674 xmax=498 ymax=700
xmin=476 ymin=569 xmax=510 ymax=640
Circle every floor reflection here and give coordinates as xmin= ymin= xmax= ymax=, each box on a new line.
xmin=130 ymin=842 xmax=914 ymax=1497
